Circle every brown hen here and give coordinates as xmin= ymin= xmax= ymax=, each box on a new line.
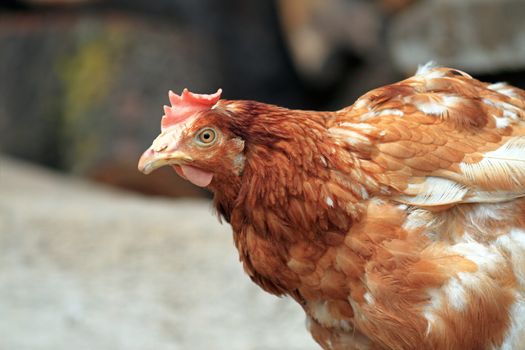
xmin=138 ymin=63 xmax=525 ymax=350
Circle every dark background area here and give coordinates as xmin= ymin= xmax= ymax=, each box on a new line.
xmin=2 ymin=0 xmax=525 ymax=198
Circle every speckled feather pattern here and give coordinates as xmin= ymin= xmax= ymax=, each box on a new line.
xmin=141 ymin=64 xmax=525 ymax=350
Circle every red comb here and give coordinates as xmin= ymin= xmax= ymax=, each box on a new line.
xmin=161 ymin=88 xmax=222 ymax=130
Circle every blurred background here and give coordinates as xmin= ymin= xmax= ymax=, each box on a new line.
xmin=1 ymin=0 xmax=525 ymax=349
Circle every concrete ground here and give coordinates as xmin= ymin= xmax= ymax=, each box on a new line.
xmin=0 ymin=156 xmax=317 ymax=350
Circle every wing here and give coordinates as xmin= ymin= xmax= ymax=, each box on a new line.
xmin=330 ymin=64 xmax=525 ymax=207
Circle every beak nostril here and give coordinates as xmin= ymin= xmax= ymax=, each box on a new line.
xmin=154 ymin=144 xmax=168 ymax=152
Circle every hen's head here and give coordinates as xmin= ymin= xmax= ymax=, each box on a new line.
xmin=138 ymin=89 xmax=246 ymax=188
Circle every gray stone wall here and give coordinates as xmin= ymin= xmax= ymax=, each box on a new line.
xmin=390 ymin=0 xmax=525 ymax=74
xmin=0 ymin=1 xmax=304 ymax=197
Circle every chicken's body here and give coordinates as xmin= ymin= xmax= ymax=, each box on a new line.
xmin=139 ymin=64 xmax=525 ymax=350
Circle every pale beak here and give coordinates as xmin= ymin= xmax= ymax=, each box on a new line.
xmin=138 ymin=148 xmax=190 ymax=174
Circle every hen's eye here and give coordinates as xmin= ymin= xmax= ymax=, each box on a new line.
xmin=197 ymin=128 xmax=217 ymax=145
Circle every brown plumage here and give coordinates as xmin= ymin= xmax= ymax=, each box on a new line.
xmin=138 ymin=64 xmax=525 ymax=350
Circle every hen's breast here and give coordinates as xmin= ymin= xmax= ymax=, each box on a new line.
xmin=295 ymin=198 xmax=525 ymax=350
xmin=404 ymin=199 xmax=525 ymax=349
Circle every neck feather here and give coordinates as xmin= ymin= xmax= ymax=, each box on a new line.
xmin=212 ymin=102 xmax=381 ymax=241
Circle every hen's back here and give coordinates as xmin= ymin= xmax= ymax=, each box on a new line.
xmin=320 ymin=64 xmax=525 ymax=349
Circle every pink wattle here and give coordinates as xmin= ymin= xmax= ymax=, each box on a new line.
xmin=173 ymin=165 xmax=186 ymax=179
xmin=179 ymin=165 xmax=214 ymax=187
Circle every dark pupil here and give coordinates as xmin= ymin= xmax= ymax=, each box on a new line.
xmin=202 ymin=132 xmax=211 ymax=141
